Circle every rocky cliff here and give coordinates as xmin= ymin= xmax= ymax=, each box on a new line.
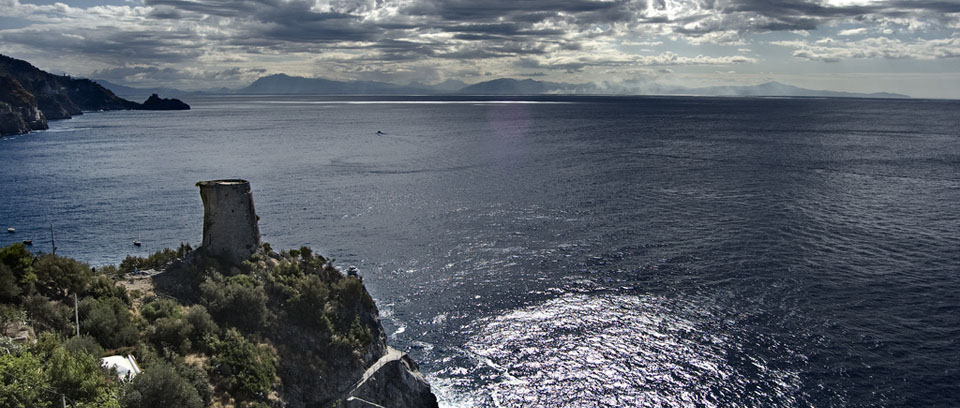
xmin=0 ymin=75 xmax=47 ymax=136
xmin=0 ymin=54 xmax=189 ymax=137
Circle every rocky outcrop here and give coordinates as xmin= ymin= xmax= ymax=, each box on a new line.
xmin=347 ymin=347 xmax=439 ymax=408
xmin=0 ymin=75 xmax=47 ymax=136
xmin=139 ymin=93 xmax=190 ymax=110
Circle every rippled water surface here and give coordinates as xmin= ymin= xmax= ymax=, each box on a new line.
xmin=2 ymin=95 xmax=959 ymax=407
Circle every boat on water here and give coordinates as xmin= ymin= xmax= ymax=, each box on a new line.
xmin=133 ymin=230 xmax=141 ymax=246
xmin=22 ymin=239 xmax=32 ymax=246
xmin=6 ymin=227 xmax=13 ymax=233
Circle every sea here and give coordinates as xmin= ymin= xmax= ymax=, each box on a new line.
xmin=1 ymin=95 xmax=958 ymax=407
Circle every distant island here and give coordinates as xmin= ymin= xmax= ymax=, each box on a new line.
xmin=100 ymin=73 xmax=908 ymax=99
xmin=0 ymin=54 xmax=190 ymax=137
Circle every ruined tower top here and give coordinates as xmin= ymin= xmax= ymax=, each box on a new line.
xmin=197 ymin=179 xmax=261 ymax=264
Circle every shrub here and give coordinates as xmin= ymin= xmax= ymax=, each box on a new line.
xmin=0 ymin=263 xmax=21 ymax=302
xmin=140 ymin=298 xmax=181 ymax=322
xmin=80 ymin=297 xmax=138 ymax=349
xmin=47 ymin=346 xmax=113 ymax=404
xmin=211 ymin=328 xmax=277 ymax=400
xmin=0 ymin=352 xmax=51 ymax=408
xmin=120 ymin=362 xmax=203 ymax=408
xmin=84 ymin=275 xmax=129 ymax=303
xmin=184 ymin=305 xmax=219 ymax=350
xmin=119 ymin=247 xmax=185 ymax=275
xmin=334 ymin=276 xmax=374 ymax=309
xmin=200 ymin=274 xmax=268 ymax=331
xmin=33 ymin=254 xmax=93 ymax=299
xmin=171 ymin=358 xmax=213 ymax=406
xmin=24 ymin=295 xmax=73 ymax=336
xmin=0 ymin=304 xmax=26 ymax=328
xmin=176 ymin=242 xmax=193 ymax=258
xmin=348 ymin=316 xmax=374 ymax=350
xmin=288 ymin=275 xmax=330 ymax=327
xmin=62 ymin=334 xmax=104 ymax=357
xmin=299 ymin=246 xmax=312 ymax=260
xmin=97 ymin=264 xmax=124 ymax=280
xmin=147 ymin=317 xmax=192 ymax=355
xmin=0 ymin=243 xmax=35 ymax=285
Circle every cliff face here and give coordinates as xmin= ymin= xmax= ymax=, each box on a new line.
xmin=0 ymin=54 xmax=139 ymax=122
xmin=0 ymin=54 xmax=189 ymax=136
xmin=0 ymin=75 xmax=47 ymax=136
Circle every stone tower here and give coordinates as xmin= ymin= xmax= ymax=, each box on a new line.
xmin=197 ymin=179 xmax=261 ymax=264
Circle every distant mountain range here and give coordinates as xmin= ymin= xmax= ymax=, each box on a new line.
xmin=96 ymin=74 xmax=910 ymax=99
xmin=675 ymin=81 xmax=909 ymax=99
xmin=240 ymin=74 xmax=432 ymax=95
xmin=92 ymin=79 xmax=203 ymax=100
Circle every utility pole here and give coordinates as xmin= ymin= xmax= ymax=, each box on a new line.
xmin=50 ymin=223 xmax=56 ymax=255
xmin=73 ymin=293 xmax=79 ymax=337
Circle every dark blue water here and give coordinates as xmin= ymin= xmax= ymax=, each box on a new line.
xmin=2 ymin=96 xmax=959 ymax=407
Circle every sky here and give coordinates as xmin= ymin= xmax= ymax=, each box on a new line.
xmin=1 ymin=0 xmax=958 ymax=98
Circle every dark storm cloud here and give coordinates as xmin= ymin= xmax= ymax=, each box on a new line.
xmin=143 ymin=0 xmax=271 ymax=18
xmin=0 ymin=28 xmax=202 ymax=64
xmin=888 ymin=0 xmax=960 ymax=13
xmin=131 ymin=0 xmax=960 ymax=62
xmin=701 ymin=0 xmax=960 ymax=34
xmin=726 ymin=0 xmax=870 ymax=19
xmin=144 ymin=0 xmax=386 ymax=45
xmin=258 ymin=14 xmax=379 ymax=43
xmin=404 ymin=0 xmax=626 ymax=22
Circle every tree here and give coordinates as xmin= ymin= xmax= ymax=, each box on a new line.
xmin=0 ymin=352 xmax=52 ymax=408
xmin=0 ymin=243 xmax=35 ymax=285
xmin=140 ymin=298 xmax=181 ymax=322
xmin=33 ymin=254 xmax=93 ymax=299
xmin=80 ymin=297 xmax=138 ymax=349
xmin=0 ymin=263 xmax=21 ymax=302
xmin=184 ymin=305 xmax=219 ymax=351
xmin=211 ymin=329 xmax=277 ymax=400
xmin=62 ymin=334 xmax=104 ymax=358
xmin=147 ymin=317 xmax=192 ymax=355
xmin=120 ymin=362 xmax=203 ymax=408
xmin=200 ymin=274 xmax=268 ymax=331
xmin=24 ymin=295 xmax=73 ymax=336
xmin=46 ymin=347 xmax=113 ymax=404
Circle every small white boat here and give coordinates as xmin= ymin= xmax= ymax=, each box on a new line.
xmin=133 ymin=230 xmax=141 ymax=246
xmin=6 ymin=227 xmax=13 ymax=233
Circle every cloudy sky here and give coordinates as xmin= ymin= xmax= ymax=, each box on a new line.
xmin=1 ymin=0 xmax=958 ymax=97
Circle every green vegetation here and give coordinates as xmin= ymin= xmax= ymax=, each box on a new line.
xmin=0 ymin=241 xmax=384 ymax=407
xmin=120 ymin=362 xmax=203 ymax=408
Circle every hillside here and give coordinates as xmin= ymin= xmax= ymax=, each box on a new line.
xmin=0 ymin=242 xmax=437 ymax=408
xmin=0 ymin=75 xmax=47 ymax=135
xmin=0 ymin=54 xmax=190 ymax=137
